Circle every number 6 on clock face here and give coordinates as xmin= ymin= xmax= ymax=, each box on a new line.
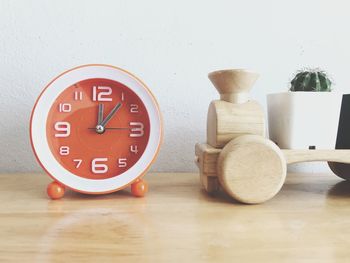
xmin=30 ymin=64 xmax=162 ymax=195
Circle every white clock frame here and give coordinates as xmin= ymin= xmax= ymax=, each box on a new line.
xmin=30 ymin=64 xmax=162 ymax=193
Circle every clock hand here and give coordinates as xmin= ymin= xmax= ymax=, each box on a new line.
xmin=94 ymin=103 xmax=105 ymax=134
xmin=103 ymin=127 xmax=130 ymax=130
xmin=89 ymin=127 xmax=130 ymax=130
xmin=100 ymin=102 xmax=122 ymax=127
xmin=94 ymin=102 xmax=122 ymax=134
xmin=97 ymin=103 xmax=104 ymax=125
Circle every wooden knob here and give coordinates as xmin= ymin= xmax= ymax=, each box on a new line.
xmin=217 ymin=135 xmax=286 ymax=204
xmin=208 ymin=69 xmax=259 ymax=103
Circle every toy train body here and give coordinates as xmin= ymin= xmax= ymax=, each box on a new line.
xmin=195 ymin=70 xmax=350 ymax=204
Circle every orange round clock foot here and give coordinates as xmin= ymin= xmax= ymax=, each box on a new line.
xmin=47 ymin=182 xmax=65 ymax=200
xmin=131 ymin=179 xmax=148 ymax=197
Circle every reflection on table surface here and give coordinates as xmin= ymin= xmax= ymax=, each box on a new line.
xmin=1 ymin=172 xmax=350 ymax=262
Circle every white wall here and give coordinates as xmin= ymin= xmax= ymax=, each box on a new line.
xmin=1 ymin=0 xmax=350 ymax=173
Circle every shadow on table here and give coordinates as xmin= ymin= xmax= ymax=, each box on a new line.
xmin=327 ymin=180 xmax=350 ymax=198
xmin=199 ymin=178 xmax=350 ymax=205
xmin=199 ymin=188 xmax=246 ymax=206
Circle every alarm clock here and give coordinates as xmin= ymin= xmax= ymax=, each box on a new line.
xmin=30 ymin=64 xmax=162 ymax=199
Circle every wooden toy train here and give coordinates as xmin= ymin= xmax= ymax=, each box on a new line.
xmin=195 ymin=69 xmax=350 ymax=204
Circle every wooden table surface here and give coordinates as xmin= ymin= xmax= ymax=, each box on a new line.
xmin=1 ymin=172 xmax=350 ymax=262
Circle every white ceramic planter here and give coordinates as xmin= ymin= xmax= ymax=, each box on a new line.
xmin=267 ymin=92 xmax=342 ymax=149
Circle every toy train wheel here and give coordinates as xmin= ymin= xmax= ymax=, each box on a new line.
xmin=217 ymin=135 xmax=287 ymax=204
xmin=328 ymin=162 xmax=350 ymax=180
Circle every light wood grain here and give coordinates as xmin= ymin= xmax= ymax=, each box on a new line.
xmin=196 ymin=143 xmax=350 ymax=175
xmin=195 ymin=143 xmax=220 ymax=193
xmin=195 ymin=143 xmax=220 ymax=176
xmin=1 ymin=172 xmax=350 ymax=262
xmin=206 ymin=69 xmax=265 ymax=148
xmin=207 ymin=100 xmax=265 ymax=148
xmin=200 ymin=171 xmax=220 ymax=193
xmin=283 ymin=149 xmax=350 ymax=164
xmin=208 ymin=69 xmax=259 ymax=103
xmin=217 ymin=135 xmax=286 ymax=204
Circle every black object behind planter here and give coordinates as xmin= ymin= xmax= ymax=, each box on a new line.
xmin=329 ymin=94 xmax=350 ymax=180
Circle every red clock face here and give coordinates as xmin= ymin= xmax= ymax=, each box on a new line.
xmin=46 ymin=78 xmax=150 ymax=180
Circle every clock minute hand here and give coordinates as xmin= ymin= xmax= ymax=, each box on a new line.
xmin=88 ymin=127 xmax=130 ymax=130
xmin=100 ymin=102 xmax=122 ymax=128
xmin=97 ymin=103 xmax=104 ymax=125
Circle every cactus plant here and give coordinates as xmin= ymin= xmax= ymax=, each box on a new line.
xmin=290 ymin=69 xmax=332 ymax=92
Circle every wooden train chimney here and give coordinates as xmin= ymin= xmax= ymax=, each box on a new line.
xmin=207 ymin=69 xmax=266 ymax=148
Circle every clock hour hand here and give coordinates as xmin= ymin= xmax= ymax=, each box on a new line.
xmin=97 ymin=103 xmax=104 ymax=125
